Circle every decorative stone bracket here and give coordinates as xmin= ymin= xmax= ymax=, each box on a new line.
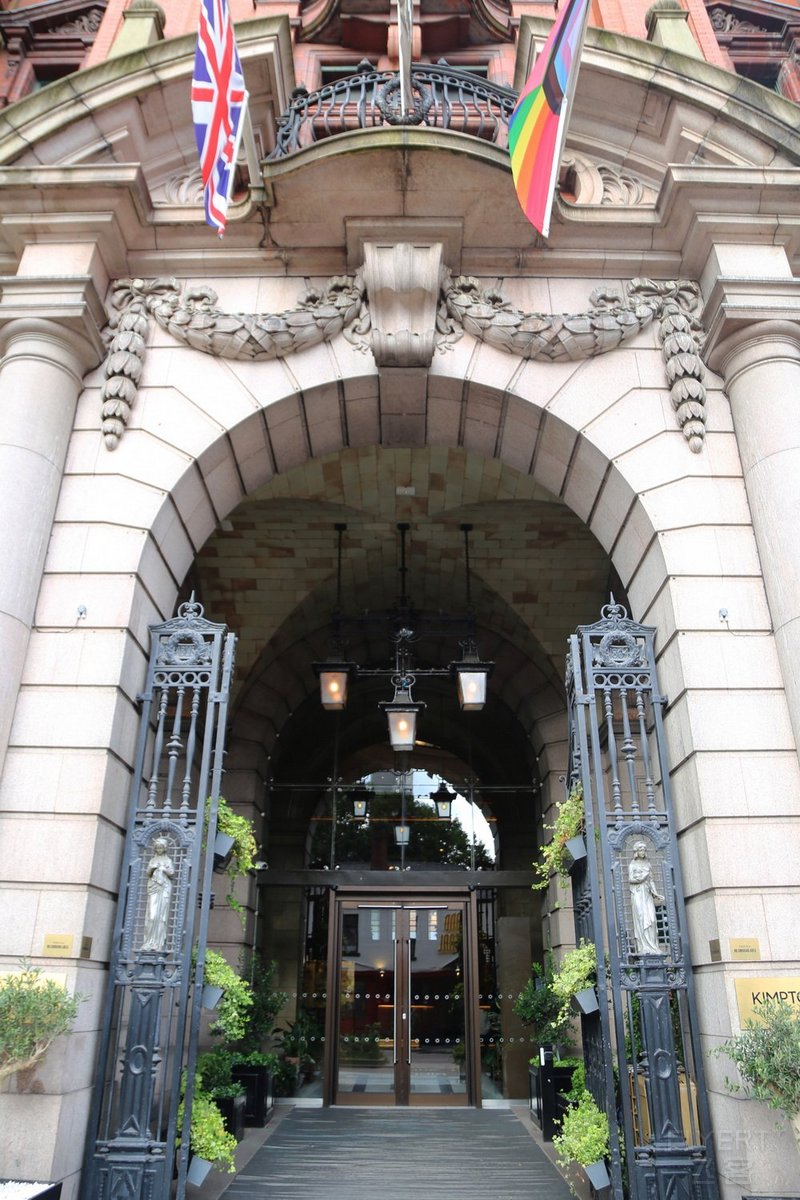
xmin=100 ymin=253 xmax=707 ymax=452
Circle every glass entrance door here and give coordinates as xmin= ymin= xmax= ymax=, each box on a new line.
xmin=333 ymin=899 xmax=469 ymax=1105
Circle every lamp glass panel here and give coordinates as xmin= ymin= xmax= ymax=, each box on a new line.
xmin=435 ymin=797 xmax=452 ymax=821
xmin=456 ymin=668 xmax=487 ymax=711
xmin=387 ymin=707 xmax=417 ymax=751
xmin=353 ymin=797 xmax=368 ymax=818
xmin=320 ymin=669 xmax=348 ymax=710
xmin=394 ymin=824 xmax=410 ymax=845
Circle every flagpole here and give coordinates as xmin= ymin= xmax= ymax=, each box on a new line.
xmin=398 ymin=0 xmax=413 ymax=117
xmin=540 ymin=1 xmax=589 ymax=238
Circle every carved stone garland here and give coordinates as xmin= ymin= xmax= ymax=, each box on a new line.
xmin=100 ymin=271 xmax=707 ymax=452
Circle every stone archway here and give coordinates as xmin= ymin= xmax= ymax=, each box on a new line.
xmin=3 ymin=325 xmax=786 ymax=1180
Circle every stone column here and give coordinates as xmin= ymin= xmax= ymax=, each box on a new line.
xmin=0 ymin=273 xmax=105 ymax=781
xmin=703 ymin=244 xmax=800 ymax=756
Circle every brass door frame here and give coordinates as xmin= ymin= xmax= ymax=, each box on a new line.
xmin=324 ymin=887 xmax=480 ymax=1106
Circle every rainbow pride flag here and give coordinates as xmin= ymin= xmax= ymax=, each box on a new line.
xmin=509 ymin=0 xmax=591 ymax=239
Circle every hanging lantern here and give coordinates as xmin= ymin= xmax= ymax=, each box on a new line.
xmin=433 ymin=780 xmax=453 ymax=821
xmin=380 ymin=682 xmax=425 ymax=752
xmin=314 ymin=661 xmax=353 ymax=710
xmin=452 ymin=646 xmax=492 ymax=712
xmin=352 ymin=784 xmax=371 ymax=819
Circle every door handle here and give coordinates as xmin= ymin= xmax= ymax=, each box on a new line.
xmin=407 ymin=937 xmax=412 ymax=1065
xmin=393 ymin=934 xmax=399 ymax=1065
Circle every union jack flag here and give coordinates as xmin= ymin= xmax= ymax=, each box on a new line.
xmin=191 ymin=0 xmax=248 ymax=236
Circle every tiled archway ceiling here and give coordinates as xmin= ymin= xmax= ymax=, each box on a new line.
xmin=195 ymin=446 xmax=616 ymax=779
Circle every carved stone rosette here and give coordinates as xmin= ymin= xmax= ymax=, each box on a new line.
xmin=100 ymin=266 xmax=707 ymax=451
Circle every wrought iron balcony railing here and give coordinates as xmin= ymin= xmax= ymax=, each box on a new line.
xmin=268 ymin=60 xmax=516 ymax=160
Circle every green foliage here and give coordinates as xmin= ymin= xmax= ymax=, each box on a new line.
xmin=514 ymin=960 xmax=572 ymax=1047
xmin=203 ymin=949 xmax=254 ymax=1043
xmin=0 ymin=963 xmax=83 ymax=1080
xmin=196 ymin=1048 xmax=245 ymax=1100
xmin=208 ymin=796 xmax=258 ymax=921
xmin=338 ymin=1022 xmax=386 ymax=1065
xmin=711 ymin=999 xmax=800 ymax=1118
xmin=532 ymin=782 xmax=584 ymax=890
xmin=561 ymin=1059 xmax=586 ymax=1103
xmin=236 ymin=956 xmax=288 ymax=1053
xmin=270 ymin=1055 xmax=299 ymax=1096
xmin=184 ymin=1092 xmax=237 ymax=1173
xmin=553 ymin=1089 xmax=610 ymax=1169
xmin=551 ymin=940 xmax=597 ymax=1024
xmin=229 ymin=1049 xmax=280 ymax=1071
xmin=274 ymin=1011 xmax=323 ymax=1064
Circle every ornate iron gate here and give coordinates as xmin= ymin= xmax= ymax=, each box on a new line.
xmin=566 ymin=600 xmax=720 ymax=1199
xmin=82 ymin=599 xmax=236 ymax=1200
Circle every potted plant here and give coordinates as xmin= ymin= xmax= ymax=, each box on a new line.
xmin=0 ymin=964 xmax=83 ymax=1082
xmin=183 ymin=1091 xmax=237 ymax=1185
xmin=207 ymin=797 xmax=258 ymax=923
xmin=553 ymin=1087 xmax=611 ymax=1192
xmin=514 ymin=958 xmax=573 ymax=1051
xmin=711 ymin=998 xmax=800 ymax=1150
xmin=229 ymin=957 xmax=287 ymax=1125
xmin=196 ymin=1049 xmax=247 ymax=1142
xmin=229 ymin=1050 xmax=279 ymax=1124
xmin=273 ymin=1012 xmax=323 ymax=1086
xmin=551 ymin=941 xmax=599 ymax=1020
xmin=200 ymin=950 xmax=254 ymax=1042
xmin=532 ymin=782 xmax=585 ymax=891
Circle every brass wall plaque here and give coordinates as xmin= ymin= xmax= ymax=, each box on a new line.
xmin=43 ymin=934 xmax=73 ymax=957
xmin=80 ymin=936 xmax=93 ymax=959
xmin=730 ymin=938 xmax=760 ymax=961
xmin=708 ymin=938 xmax=721 ymax=962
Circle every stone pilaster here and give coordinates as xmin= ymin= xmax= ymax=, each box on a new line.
xmin=702 ymin=245 xmax=800 ymax=759
xmin=108 ymin=0 xmax=166 ymax=59
xmin=0 ymin=274 xmax=105 ymax=782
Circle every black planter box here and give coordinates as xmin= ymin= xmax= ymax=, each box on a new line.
xmin=529 ymin=1056 xmax=575 ymax=1141
xmin=216 ymin=1092 xmax=247 ymax=1142
xmin=0 ymin=1184 xmax=62 ymax=1200
xmin=232 ymin=1065 xmax=274 ymax=1127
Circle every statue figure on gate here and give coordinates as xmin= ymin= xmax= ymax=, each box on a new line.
xmin=628 ymin=841 xmax=665 ymax=955
xmin=140 ymin=836 xmax=175 ymax=953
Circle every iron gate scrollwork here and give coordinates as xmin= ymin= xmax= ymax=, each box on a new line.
xmin=82 ymin=599 xmax=236 ymax=1200
xmin=566 ymin=599 xmax=720 ymax=1200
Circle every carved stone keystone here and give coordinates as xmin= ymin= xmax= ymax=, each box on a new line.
xmin=361 ymin=240 xmax=445 ymax=367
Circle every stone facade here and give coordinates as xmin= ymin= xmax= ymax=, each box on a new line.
xmin=0 ymin=4 xmax=798 ymax=1199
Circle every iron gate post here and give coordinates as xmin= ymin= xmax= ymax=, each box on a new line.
xmin=566 ymin=600 xmax=720 ymax=1200
xmin=81 ymin=599 xmax=236 ymax=1200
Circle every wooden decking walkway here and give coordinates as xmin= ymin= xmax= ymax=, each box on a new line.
xmin=220 ymin=1107 xmax=576 ymax=1200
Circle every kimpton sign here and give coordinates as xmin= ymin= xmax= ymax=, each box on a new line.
xmin=734 ymin=977 xmax=800 ymax=1024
